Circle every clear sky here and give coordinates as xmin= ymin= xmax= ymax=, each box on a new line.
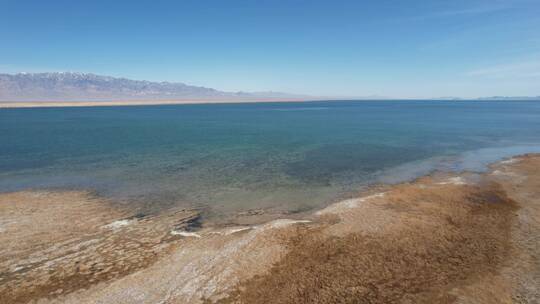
xmin=1 ymin=0 xmax=539 ymax=98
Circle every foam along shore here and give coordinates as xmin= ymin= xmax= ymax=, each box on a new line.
xmin=1 ymin=154 xmax=540 ymax=303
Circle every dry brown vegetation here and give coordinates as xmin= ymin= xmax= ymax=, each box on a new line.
xmin=218 ymin=182 xmax=518 ymax=304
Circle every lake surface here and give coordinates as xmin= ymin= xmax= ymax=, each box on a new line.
xmin=2 ymin=100 xmax=540 ymax=222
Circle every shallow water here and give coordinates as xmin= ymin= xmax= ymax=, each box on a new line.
xmin=2 ymin=100 xmax=540 ymax=221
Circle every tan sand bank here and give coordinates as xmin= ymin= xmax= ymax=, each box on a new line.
xmin=0 ymin=98 xmax=315 ymax=108
xmin=1 ymin=154 xmax=539 ymax=303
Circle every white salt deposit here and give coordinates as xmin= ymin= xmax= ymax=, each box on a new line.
xmin=170 ymin=230 xmax=202 ymax=238
xmin=316 ymin=192 xmax=386 ymax=215
xmin=208 ymin=226 xmax=254 ymax=236
xmin=500 ymin=158 xmax=518 ymax=165
xmin=224 ymin=227 xmax=253 ymax=235
xmin=265 ymin=219 xmax=311 ymax=229
xmin=492 ymin=169 xmax=519 ymax=177
xmin=436 ymin=177 xmax=466 ymax=185
xmin=11 ymin=265 xmax=25 ymax=272
xmin=103 ymin=219 xmax=132 ymax=230
xmin=249 ymin=219 xmax=312 ymax=232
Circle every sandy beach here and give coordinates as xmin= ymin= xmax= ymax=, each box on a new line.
xmin=1 ymin=154 xmax=539 ymax=303
xmin=0 ymin=98 xmax=320 ymax=108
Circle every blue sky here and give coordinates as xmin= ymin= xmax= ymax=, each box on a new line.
xmin=1 ymin=0 xmax=539 ymax=98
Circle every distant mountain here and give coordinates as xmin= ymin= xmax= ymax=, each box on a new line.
xmin=0 ymin=72 xmax=306 ymax=102
xmin=476 ymin=96 xmax=540 ymax=101
xmin=4 ymin=72 xmax=535 ymax=103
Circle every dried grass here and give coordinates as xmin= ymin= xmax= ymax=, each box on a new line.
xmin=218 ymin=183 xmax=516 ymax=304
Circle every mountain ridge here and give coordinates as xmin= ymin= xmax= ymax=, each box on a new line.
xmin=1 ymin=72 xmax=539 ymax=103
xmin=0 ymin=72 xmax=307 ymax=102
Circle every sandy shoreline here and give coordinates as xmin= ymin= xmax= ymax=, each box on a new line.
xmin=1 ymin=154 xmax=539 ymax=303
xmin=0 ymin=98 xmax=324 ymax=108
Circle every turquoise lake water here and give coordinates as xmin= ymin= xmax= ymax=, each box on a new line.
xmin=2 ymin=100 xmax=540 ymax=222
